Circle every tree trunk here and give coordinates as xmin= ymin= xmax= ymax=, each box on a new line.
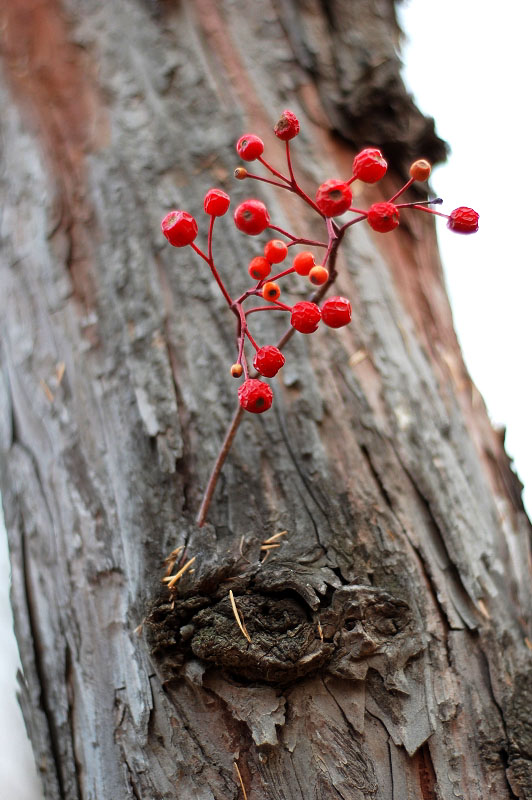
xmin=1 ymin=1 xmax=531 ymax=799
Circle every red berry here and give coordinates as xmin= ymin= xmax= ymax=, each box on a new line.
xmin=236 ymin=134 xmax=264 ymax=161
xmin=367 ymin=202 xmax=400 ymax=233
xmin=234 ymin=199 xmax=270 ymax=235
xmin=292 ymin=251 xmax=315 ymax=276
xmin=248 ymin=256 xmax=271 ymax=281
xmin=204 ymin=188 xmax=230 ymax=217
xmin=321 ymin=296 xmax=352 ymax=328
xmin=352 ymin=148 xmax=388 ymax=183
xmin=238 ymin=379 xmax=273 ymax=413
xmin=290 ymin=301 xmax=321 ymax=334
xmin=231 ymin=363 xmax=243 ymax=378
xmin=161 ymin=210 xmax=198 ymax=247
xmin=274 ymin=109 xmax=300 ymax=141
xmin=262 ymin=282 xmax=281 ymax=302
xmin=253 ymin=346 xmax=285 ymax=377
xmin=409 ymin=159 xmax=431 ymax=182
xmin=308 ymin=265 xmax=329 ymax=285
xmin=264 ymin=239 xmax=288 ymax=264
xmin=316 ymin=179 xmax=352 ymax=217
xmin=447 ymin=207 xmax=479 ymax=234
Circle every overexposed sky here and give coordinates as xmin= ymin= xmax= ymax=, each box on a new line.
xmin=399 ymin=0 xmax=532 ymax=513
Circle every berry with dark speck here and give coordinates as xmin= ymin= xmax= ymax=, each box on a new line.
xmin=236 ymin=134 xmax=264 ymax=161
xmin=309 ymin=265 xmax=329 ymax=285
xmin=316 ymin=179 xmax=352 ymax=217
xmin=262 ymin=282 xmax=281 ymax=301
xmin=352 ymin=148 xmax=388 ymax=183
xmin=248 ymin=256 xmax=271 ymax=281
xmin=161 ymin=210 xmax=198 ymax=247
xmin=234 ymin=199 xmax=271 ymax=235
xmin=274 ymin=110 xmax=300 ymax=141
xmin=367 ymin=202 xmax=400 ymax=233
xmin=238 ymin=379 xmax=273 ymax=413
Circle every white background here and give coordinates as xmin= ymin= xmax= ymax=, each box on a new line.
xmin=399 ymin=0 xmax=532 ymax=514
xmin=1 ymin=1 xmax=530 ymax=795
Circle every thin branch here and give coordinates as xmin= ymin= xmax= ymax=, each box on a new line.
xmin=196 ymin=223 xmax=346 ymax=528
xmin=196 ymin=405 xmax=244 ymax=527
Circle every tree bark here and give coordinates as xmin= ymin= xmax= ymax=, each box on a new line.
xmin=1 ymin=1 xmax=531 ymax=799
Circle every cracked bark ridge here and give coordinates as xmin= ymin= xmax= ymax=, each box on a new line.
xmin=277 ymin=0 xmax=448 ymax=171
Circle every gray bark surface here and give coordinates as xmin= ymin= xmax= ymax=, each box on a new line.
xmin=0 ymin=1 xmax=531 ymax=798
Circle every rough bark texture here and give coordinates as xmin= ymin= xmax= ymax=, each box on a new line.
xmin=0 ymin=1 xmax=531 ymax=799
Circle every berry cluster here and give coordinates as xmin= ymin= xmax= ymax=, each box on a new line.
xmin=162 ymin=111 xmax=478 ymax=414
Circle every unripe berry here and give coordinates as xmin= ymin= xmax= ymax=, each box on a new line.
xmin=236 ymin=134 xmax=264 ymax=161
xmin=409 ymin=159 xmax=431 ymax=182
xmin=274 ymin=109 xmax=300 ymax=141
xmin=321 ymin=296 xmax=352 ymax=328
xmin=204 ymin=188 xmax=230 ymax=217
xmin=234 ymin=167 xmax=248 ymax=180
xmin=352 ymin=148 xmax=388 ymax=183
xmin=316 ymin=179 xmax=352 ymax=217
xmin=253 ymin=345 xmax=285 ymax=377
xmin=447 ymin=207 xmax=479 ymax=234
xmin=161 ymin=210 xmax=198 ymax=247
xmin=290 ymin=301 xmax=321 ymax=334
xmin=308 ymin=265 xmax=329 ymax=285
xmin=231 ymin=363 xmax=243 ymax=378
xmin=238 ymin=378 xmax=273 ymax=413
xmin=292 ymin=251 xmax=315 ymax=276
xmin=234 ymin=199 xmax=270 ymax=235
xmin=264 ymin=238 xmax=288 ymax=264
xmin=367 ymin=202 xmax=400 ymax=233
xmin=262 ymin=282 xmax=281 ymax=302
xmin=248 ymin=256 xmax=271 ymax=281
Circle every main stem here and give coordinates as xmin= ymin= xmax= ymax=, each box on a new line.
xmin=196 ymin=222 xmax=344 ymax=527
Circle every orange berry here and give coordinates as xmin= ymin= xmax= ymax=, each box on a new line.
xmin=292 ymin=251 xmax=315 ymax=276
xmin=262 ymin=282 xmax=281 ymax=301
xmin=264 ymin=239 xmax=288 ymax=264
xmin=409 ymin=159 xmax=431 ymax=182
xmin=308 ymin=265 xmax=329 ymax=285
xmin=248 ymin=256 xmax=271 ymax=281
xmin=231 ymin=363 xmax=243 ymax=377
xmin=234 ymin=167 xmax=248 ymax=180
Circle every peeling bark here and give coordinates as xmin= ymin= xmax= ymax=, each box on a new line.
xmin=0 ymin=1 xmax=531 ymax=799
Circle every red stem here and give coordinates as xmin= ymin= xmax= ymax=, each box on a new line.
xmin=286 ymin=141 xmax=296 ymax=183
xmin=339 ymin=213 xmax=368 ymax=232
xmin=196 ymin=225 xmax=346 ymax=528
xmin=245 ymin=304 xmax=292 ymax=315
xmin=258 ymin=156 xmax=291 ymax=184
xmin=388 ymin=177 xmax=414 ymax=203
xmin=190 ymin=240 xmax=233 ymax=307
xmin=242 ymin=172 xmax=292 ymax=191
xmin=406 ymin=204 xmax=449 ymax=218
xmin=196 ymin=405 xmax=244 ymax=527
xmin=268 ymin=265 xmax=296 ymax=282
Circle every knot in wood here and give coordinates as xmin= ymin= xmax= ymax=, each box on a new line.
xmin=191 ymin=593 xmax=333 ymax=683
